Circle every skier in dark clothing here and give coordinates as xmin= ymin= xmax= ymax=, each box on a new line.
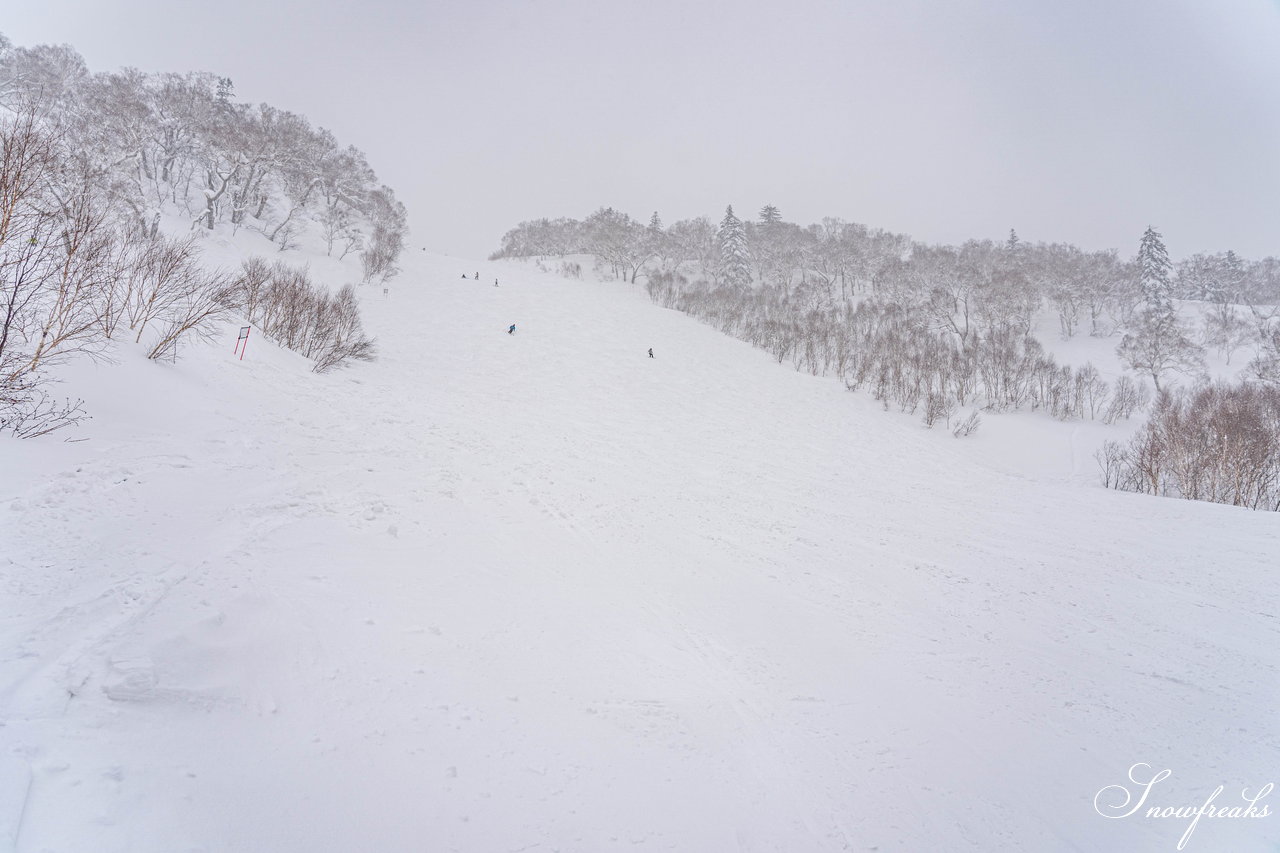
xmin=648 ymin=348 xmax=654 ymax=358
xmin=474 ymin=272 xmax=479 ymax=280
xmin=508 ymin=324 xmax=516 ymax=335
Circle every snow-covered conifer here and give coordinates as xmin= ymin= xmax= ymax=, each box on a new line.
xmin=718 ymin=205 xmax=751 ymax=288
xmin=1137 ymin=225 xmax=1174 ymax=313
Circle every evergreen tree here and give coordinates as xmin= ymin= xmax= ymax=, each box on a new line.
xmin=1121 ymin=227 xmax=1207 ymax=388
xmin=645 ymin=211 xmax=670 ymax=270
xmin=754 ymin=205 xmax=785 ymax=286
xmin=215 ymin=76 xmax=235 ymax=103
xmin=1222 ymin=250 xmax=1245 ymax=302
xmin=1138 ymin=225 xmax=1174 ymax=313
xmin=718 ymin=205 xmax=751 ymax=288
xmin=1006 ymin=228 xmax=1020 ymax=251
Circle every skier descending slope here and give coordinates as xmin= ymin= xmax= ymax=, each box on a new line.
xmin=508 ymin=324 xmax=516 ymax=335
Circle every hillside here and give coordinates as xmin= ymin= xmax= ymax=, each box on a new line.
xmin=1 ymin=249 xmax=1277 ymax=851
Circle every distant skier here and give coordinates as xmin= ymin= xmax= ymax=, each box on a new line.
xmin=648 ymin=348 xmax=654 ymax=358
xmin=494 ymin=279 xmax=499 ymax=287
xmin=474 ymin=271 xmax=479 ymax=280
xmin=461 ymin=273 xmax=466 ymax=279
xmin=508 ymin=324 xmax=516 ymax=335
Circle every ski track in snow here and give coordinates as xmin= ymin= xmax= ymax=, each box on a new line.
xmin=1 ymin=253 xmax=1278 ymax=852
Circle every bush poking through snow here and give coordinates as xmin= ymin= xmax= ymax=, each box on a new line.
xmin=923 ymin=391 xmax=956 ymax=428
xmin=0 ymin=384 xmax=87 ymax=439
xmin=950 ymin=410 xmax=982 ymax=438
xmin=115 ymin=234 xmax=233 ymax=362
xmin=146 ymin=268 xmax=234 ymax=362
xmin=1097 ymin=382 xmax=1280 ymax=510
xmin=227 ymin=258 xmax=376 ymax=373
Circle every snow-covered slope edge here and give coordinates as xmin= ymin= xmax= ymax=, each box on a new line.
xmin=1 ymin=250 xmax=1277 ymax=852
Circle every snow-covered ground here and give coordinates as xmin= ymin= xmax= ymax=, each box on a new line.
xmin=1 ymin=246 xmax=1277 ymax=852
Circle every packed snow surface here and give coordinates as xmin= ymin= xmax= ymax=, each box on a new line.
xmin=1 ymin=252 xmax=1277 ymax=852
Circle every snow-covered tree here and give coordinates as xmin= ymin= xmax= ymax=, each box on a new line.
xmin=717 ymin=205 xmax=751 ymax=288
xmin=668 ymin=217 xmax=718 ymax=276
xmin=0 ymin=35 xmax=406 ymax=276
xmin=0 ymin=41 xmax=88 ymax=109
xmin=1202 ymin=306 xmax=1254 ymax=364
xmin=583 ymin=206 xmax=648 ymax=281
xmin=1137 ymin=225 xmax=1174 ymax=313
xmin=1249 ymin=325 xmax=1280 ymax=386
xmin=360 ymin=186 xmax=407 ymax=284
xmin=1221 ymin=250 xmax=1246 ymax=302
xmin=1175 ymin=250 xmax=1247 ymax=303
xmin=1117 ymin=308 xmax=1205 ymax=391
xmin=645 ymin=211 xmax=678 ymax=273
xmin=0 ymin=33 xmax=13 ymax=104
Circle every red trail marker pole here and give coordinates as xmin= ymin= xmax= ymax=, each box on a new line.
xmin=234 ymin=326 xmax=251 ymax=360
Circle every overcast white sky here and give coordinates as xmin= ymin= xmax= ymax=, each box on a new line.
xmin=6 ymin=0 xmax=1280 ymax=260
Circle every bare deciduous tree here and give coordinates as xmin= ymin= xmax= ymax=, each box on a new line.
xmin=1117 ymin=308 xmax=1206 ymax=391
xmin=1099 ymin=383 xmax=1280 ymax=511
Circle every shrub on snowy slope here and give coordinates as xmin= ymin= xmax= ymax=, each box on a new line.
xmin=0 ymin=112 xmax=242 ymax=435
xmin=1098 ymin=382 xmax=1280 ymax=510
xmin=227 ymin=257 xmax=375 ymax=373
xmin=0 ymin=34 xmax=396 ymax=435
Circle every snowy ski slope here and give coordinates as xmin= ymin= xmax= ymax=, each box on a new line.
xmin=1 ymin=250 xmax=1277 ymax=852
